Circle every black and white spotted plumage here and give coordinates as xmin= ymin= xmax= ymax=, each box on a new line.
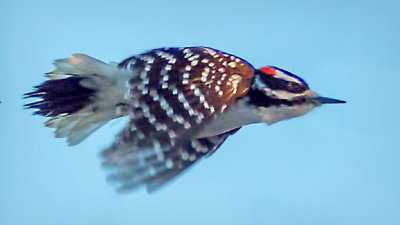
xmin=25 ymin=46 xmax=344 ymax=192
xmin=103 ymin=127 xmax=240 ymax=191
xmin=103 ymin=47 xmax=254 ymax=191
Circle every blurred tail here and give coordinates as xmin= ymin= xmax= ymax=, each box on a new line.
xmin=25 ymin=77 xmax=95 ymax=117
xmin=25 ymin=54 xmax=131 ymax=145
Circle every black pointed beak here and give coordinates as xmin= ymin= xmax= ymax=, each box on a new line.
xmin=317 ymin=96 xmax=346 ymax=104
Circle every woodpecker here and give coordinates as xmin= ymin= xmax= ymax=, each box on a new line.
xmin=25 ymin=47 xmax=345 ymax=192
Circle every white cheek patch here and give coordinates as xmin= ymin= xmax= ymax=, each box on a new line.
xmin=269 ymin=89 xmax=316 ymax=100
xmin=270 ymin=90 xmax=305 ymax=100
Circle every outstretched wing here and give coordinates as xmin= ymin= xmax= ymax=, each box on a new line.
xmin=102 ymin=128 xmax=241 ymax=192
xmin=102 ymin=47 xmax=254 ymax=191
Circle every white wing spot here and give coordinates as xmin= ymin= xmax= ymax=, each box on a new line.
xmin=189 ymin=154 xmax=197 ymax=161
xmin=185 ymin=52 xmax=193 ymax=58
xmin=201 ymin=58 xmax=210 ymax=63
xmin=137 ymin=131 xmax=145 ymax=140
xmin=163 ymin=74 xmax=169 ymax=81
xmin=228 ymin=62 xmax=237 ymax=68
xmin=221 ymin=104 xmax=228 ymax=112
xmin=168 ymin=130 xmax=177 ymax=139
xmin=181 ymin=151 xmax=189 ymax=160
xmin=144 ymin=64 xmax=152 ymax=71
xmin=165 ymin=159 xmax=174 ymax=169
xmin=230 ymin=74 xmax=242 ymax=94
xmin=191 ymin=60 xmax=199 ymax=66
xmin=194 ymin=88 xmax=202 ymax=96
xmin=188 ymin=54 xmax=200 ymax=61
xmin=221 ymin=73 xmax=227 ymax=80
xmin=210 ymin=106 xmax=215 ymax=113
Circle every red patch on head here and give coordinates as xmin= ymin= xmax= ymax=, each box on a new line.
xmin=260 ymin=67 xmax=276 ymax=76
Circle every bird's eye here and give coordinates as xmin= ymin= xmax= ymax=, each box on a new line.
xmin=287 ymin=82 xmax=306 ymax=93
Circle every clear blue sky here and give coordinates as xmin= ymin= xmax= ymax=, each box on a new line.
xmin=1 ymin=0 xmax=399 ymax=224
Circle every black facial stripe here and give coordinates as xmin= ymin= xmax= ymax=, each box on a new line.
xmin=247 ymin=89 xmax=307 ymax=108
xmin=256 ymin=70 xmax=307 ymax=94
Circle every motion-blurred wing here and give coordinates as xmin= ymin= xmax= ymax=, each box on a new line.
xmin=102 ymin=128 xmax=240 ymax=192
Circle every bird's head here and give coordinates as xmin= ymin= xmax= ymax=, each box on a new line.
xmin=248 ymin=66 xmax=345 ymax=124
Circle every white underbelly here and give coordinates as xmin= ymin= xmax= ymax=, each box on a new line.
xmin=195 ymin=98 xmax=261 ymax=138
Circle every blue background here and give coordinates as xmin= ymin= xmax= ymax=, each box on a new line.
xmin=1 ymin=0 xmax=399 ymax=224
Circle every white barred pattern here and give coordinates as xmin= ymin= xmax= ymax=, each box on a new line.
xmin=106 ymin=47 xmax=254 ymax=191
xmin=102 ymin=123 xmax=241 ymax=192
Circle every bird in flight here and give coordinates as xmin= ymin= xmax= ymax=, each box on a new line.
xmin=25 ymin=47 xmax=345 ymax=192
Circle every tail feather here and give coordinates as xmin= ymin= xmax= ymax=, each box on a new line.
xmin=24 ymin=77 xmax=94 ymax=116
xmin=25 ymin=54 xmax=130 ymax=145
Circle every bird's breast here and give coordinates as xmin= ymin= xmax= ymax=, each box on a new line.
xmin=195 ymin=97 xmax=261 ymax=138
